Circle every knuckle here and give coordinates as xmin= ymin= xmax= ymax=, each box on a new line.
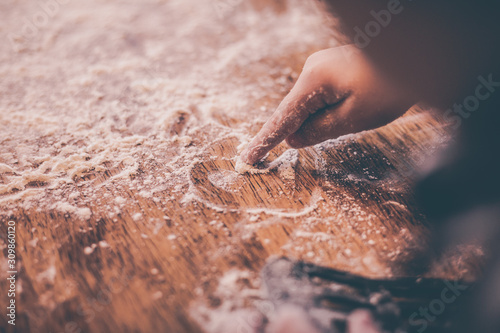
xmin=304 ymin=50 xmax=329 ymax=67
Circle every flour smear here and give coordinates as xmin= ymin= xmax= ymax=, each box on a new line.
xmin=0 ymin=0 xmax=338 ymax=220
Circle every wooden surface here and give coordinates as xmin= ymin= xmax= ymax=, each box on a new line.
xmin=0 ymin=1 xmax=484 ymax=332
xmin=0 ymin=107 xmax=483 ymax=333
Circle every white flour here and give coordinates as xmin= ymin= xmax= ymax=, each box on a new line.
xmin=0 ymin=2 xmax=476 ymax=331
xmin=235 ymin=148 xmax=299 ymax=180
xmin=0 ymin=0 xmax=337 ymax=220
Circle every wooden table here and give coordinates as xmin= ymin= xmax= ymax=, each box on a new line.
xmin=0 ymin=1 xmax=482 ymax=332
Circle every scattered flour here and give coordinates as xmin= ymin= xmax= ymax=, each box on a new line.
xmin=0 ymin=0 xmax=337 ymax=226
xmin=36 ymin=266 xmax=57 ymax=284
xmin=132 ymin=213 xmax=143 ymax=222
xmin=53 ymin=202 xmax=92 ymax=221
xmin=98 ymin=240 xmax=111 ymax=248
xmin=0 ymin=1 xmax=464 ymax=332
xmin=84 ymin=246 xmax=95 ymax=255
xmin=208 ymin=170 xmax=243 ymax=192
xmin=235 ymin=149 xmax=299 ymax=181
xmin=0 ymin=163 xmax=13 ymax=173
xmin=190 ymin=269 xmax=265 ymax=333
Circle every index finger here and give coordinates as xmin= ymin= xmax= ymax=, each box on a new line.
xmin=240 ymin=84 xmax=344 ymax=165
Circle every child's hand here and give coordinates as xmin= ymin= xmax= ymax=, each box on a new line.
xmin=240 ymin=45 xmax=416 ymax=165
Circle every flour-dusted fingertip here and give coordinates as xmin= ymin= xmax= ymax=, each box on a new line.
xmin=234 ymin=156 xmax=253 ymax=174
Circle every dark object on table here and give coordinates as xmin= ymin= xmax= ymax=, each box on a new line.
xmin=261 ymin=257 xmax=472 ymax=333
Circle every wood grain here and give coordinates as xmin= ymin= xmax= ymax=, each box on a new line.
xmin=0 ymin=1 xmax=484 ymax=331
xmin=0 ymin=105 xmax=483 ymax=332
